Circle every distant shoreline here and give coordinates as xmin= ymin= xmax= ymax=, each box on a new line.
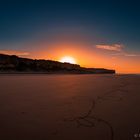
xmin=0 ymin=72 xmax=139 ymax=76
xmin=0 ymin=72 xmax=116 ymax=75
xmin=2 ymin=72 xmax=140 ymax=75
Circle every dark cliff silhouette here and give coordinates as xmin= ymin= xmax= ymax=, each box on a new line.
xmin=0 ymin=54 xmax=115 ymax=74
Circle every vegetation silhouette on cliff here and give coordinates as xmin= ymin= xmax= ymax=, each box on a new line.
xmin=0 ymin=54 xmax=115 ymax=74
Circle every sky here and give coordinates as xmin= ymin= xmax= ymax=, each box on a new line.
xmin=0 ymin=0 xmax=140 ymax=73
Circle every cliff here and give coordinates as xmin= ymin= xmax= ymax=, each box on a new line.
xmin=0 ymin=54 xmax=115 ymax=74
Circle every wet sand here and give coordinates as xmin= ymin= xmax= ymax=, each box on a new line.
xmin=0 ymin=74 xmax=140 ymax=140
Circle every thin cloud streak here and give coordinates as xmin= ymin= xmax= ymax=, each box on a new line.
xmin=0 ymin=50 xmax=29 ymax=56
xmin=96 ymin=44 xmax=123 ymax=52
xmin=112 ymin=52 xmax=140 ymax=57
xmin=96 ymin=44 xmax=140 ymax=57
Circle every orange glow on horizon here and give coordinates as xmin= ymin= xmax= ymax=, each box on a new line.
xmin=27 ymin=41 xmax=140 ymax=74
xmin=59 ymin=56 xmax=77 ymax=64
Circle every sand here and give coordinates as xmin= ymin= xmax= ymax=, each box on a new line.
xmin=0 ymin=74 xmax=140 ymax=140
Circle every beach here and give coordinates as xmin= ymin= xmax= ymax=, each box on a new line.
xmin=0 ymin=74 xmax=140 ymax=140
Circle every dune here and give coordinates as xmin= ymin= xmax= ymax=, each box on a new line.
xmin=0 ymin=74 xmax=140 ymax=140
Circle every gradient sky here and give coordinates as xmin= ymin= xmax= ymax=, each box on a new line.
xmin=0 ymin=0 xmax=140 ymax=73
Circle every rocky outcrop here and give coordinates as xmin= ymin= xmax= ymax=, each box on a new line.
xmin=0 ymin=54 xmax=115 ymax=74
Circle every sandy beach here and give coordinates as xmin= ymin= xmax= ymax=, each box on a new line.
xmin=0 ymin=74 xmax=140 ymax=140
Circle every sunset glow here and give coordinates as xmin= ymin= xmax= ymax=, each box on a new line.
xmin=0 ymin=0 xmax=140 ymax=74
xmin=59 ymin=56 xmax=77 ymax=64
xmin=25 ymin=41 xmax=140 ymax=74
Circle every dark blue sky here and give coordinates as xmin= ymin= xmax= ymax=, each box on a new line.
xmin=0 ymin=0 xmax=140 ymax=51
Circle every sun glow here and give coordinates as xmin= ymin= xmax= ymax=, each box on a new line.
xmin=59 ymin=56 xmax=76 ymax=64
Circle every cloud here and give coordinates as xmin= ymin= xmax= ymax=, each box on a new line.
xmin=112 ymin=52 xmax=140 ymax=57
xmin=0 ymin=50 xmax=29 ymax=56
xmin=124 ymin=54 xmax=140 ymax=57
xmin=96 ymin=43 xmax=140 ymax=57
xmin=96 ymin=44 xmax=123 ymax=52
